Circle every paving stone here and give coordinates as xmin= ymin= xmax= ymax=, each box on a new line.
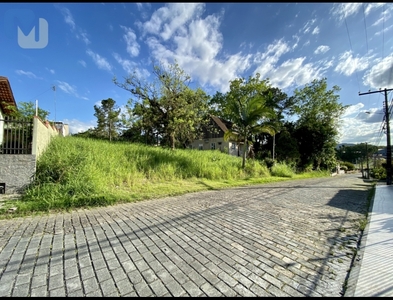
xmin=0 ymin=174 xmax=371 ymax=298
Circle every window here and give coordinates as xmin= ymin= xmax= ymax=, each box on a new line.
xmin=231 ymin=143 xmax=236 ymax=149
xmin=211 ymin=142 xmax=216 ymax=150
xmin=198 ymin=144 xmax=203 ymax=150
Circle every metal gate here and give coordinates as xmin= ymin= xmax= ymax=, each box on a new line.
xmin=0 ymin=116 xmax=33 ymax=154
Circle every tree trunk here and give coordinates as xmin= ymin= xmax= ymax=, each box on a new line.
xmin=170 ymin=132 xmax=175 ymax=150
xmin=242 ymin=135 xmax=247 ymax=169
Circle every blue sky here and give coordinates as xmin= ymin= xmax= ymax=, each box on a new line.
xmin=1 ymin=3 xmax=393 ymax=146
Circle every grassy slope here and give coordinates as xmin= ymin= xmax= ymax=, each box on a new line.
xmin=0 ymin=136 xmax=330 ymax=218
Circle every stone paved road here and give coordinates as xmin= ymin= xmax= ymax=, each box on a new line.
xmin=0 ymin=173 xmax=371 ymax=297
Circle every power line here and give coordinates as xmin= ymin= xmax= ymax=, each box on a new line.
xmin=362 ymin=3 xmax=369 ymax=54
xmin=344 ymin=17 xmax=361 ymax=93
xmin=359 ymin=88 xmax=392 ymax=185
xmin=27 ymin=87 xmax=53 ymax=103
xmin=381 ymin=3 xmax=385 ymax=88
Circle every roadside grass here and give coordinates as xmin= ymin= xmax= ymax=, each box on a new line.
xmin=0 ymin=136 xmax=330 ymax=219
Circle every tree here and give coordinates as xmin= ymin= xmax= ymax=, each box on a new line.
xmin=223 ymin=74 xmax=276 ymax=169
xmin=8 ymin=101 xmax=50 ymax=120
xmin=292 ymin=78 xmax=347 ymax=171
xmin=93 ymin=98 xmax=121 ymax=141
xmin=114 ymin=60 xmax=210 ymax=149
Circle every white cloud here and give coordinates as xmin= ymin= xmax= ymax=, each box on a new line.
xmin=78 ymin=60 xmax=87 ymax=67
xmin=120 ymin=26 xmax=140 ymax=57
xmin=62 ymin=118 xmax=95 ymax=134
xmin=292 ymin=35 xmax=300 ymax=50
xmin=342 ymin=103 xmax=364 ymax=117
xmin=139 ymin=3 xmax=255 ymax=93
xmin=311 ymin=26 xmax=320 ymax=35
xmin=59 ymin=7 xmax=75 ymax=30
xmin=330 ymin=3 xmax=362 ymax=23
xmin=338 ymin=103 xmax=385 ymax=144
xmin=266 ymin=57 xmax=324 ymax=90
xmin=253 ymin=39 xmax=291 ymax=80
xmin=141 ymin=3 xmax=205 ymax=41
xmin=56 ymin=80 xmax=89 ymax=100
xmin=46 ymin=68 xmax=55 ymax=74
xmin=363 ymin=54 xmax=393 ymax=89
xmin=78 ymin=31 xmax=91 ymax=45
xmin=338 ymin=116 xmax=382 ymax=144
xmin=15 ymin=70 xmax=42 ymax=79
xmin=334 ymin=51 xmax=370 ymax=76
xmin=302 ymin=18 xmax=316 ymax=34
xmin=314 ymin=45 xmax=330 ymax=55
xmin=112 ymin=53 xmax=150 ymax=77
xmin=86 ymin=49 xmax=113 ymax=72
xmin=365 ymin=3 xmax=386 ymax=16
xmin=375 ymin=24 xmax=393 ymax=36
xmin=58 ymin=6 xmax=90 ymax=45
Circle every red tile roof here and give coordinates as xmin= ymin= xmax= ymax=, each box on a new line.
xmin=0 ymin=76 xmax=17 ymax=115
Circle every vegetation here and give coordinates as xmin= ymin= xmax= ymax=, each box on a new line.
xmin=6 ymin=101 xmax=50 ymax=121
xmin=222 ymin=74 xmax=276 ymax=168
xmin=113 ymin=60 xmax=210 ymax=149
xmin=93 ymin=98 xmax=121 ymax=141
xmin=291 ymin=78 xmax=348 ymax=171
xmin=340 ymin=161 xmax=355 ymax=172
xmin=1 ymin=62 xmax=360 ymax=218
xmin=0 ymin=136 xmax=330 ymax=219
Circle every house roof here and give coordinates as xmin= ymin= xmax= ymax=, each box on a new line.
xmin=210 ymin=115 xmax=233 ymax=132
xmin=0 ymin=76 xmax=17 ymax=115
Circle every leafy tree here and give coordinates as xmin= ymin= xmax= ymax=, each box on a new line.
xmin=336 ymin=143 xmax=378 ymax=165
xmin=114 ymin=60 xmax=210 ymax=149
xmin=274 ymin=122 xmax=300 ymax=164
xmin=292 ymin=78 xmax=347 ymax=171
xmin=209 ymin=79 xmax=296 ymax=160
xmin=93 ymin=98 xmax=121 ymax=141
xmin=223 ymin=74 xmax=276 ymax=169
xmin=8 ymin=101 xmax=50 ymax=120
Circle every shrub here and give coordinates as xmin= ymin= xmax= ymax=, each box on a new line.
xmin=340 ymin=161 xmax=355 ymax=171
xmin=271 ymin=162 xmax=295 ymax=178
xmin=370 ymin=167 xmax=386 ymax=180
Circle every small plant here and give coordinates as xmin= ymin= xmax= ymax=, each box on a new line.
xmin=270 ymin=162 xmax=295 ymax=178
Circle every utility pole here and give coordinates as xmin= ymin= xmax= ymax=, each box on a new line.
xmin=359 ymin=88 xmax=392 ymax=185
xmin=366 ymin=142 xmax=370 ymax=179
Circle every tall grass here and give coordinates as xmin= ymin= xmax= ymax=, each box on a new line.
xmin=1 ymin=136 xmax=330 ymax=217
xmin=270 ymin=162 xmax=296 ymax=178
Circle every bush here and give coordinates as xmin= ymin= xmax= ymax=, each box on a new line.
xmin=264 ymin=158 xmax=275 ymax=169
xmin=370 ymin=167 xmax=386 ymax=180
xmin=340 ymin=161 xmax=355 ymax=171
xmin=271 ymin=162 xmax=295 ymax=178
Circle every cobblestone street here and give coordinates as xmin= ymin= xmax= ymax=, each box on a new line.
xmin=0 ymin=173 xmax=371 ymax=297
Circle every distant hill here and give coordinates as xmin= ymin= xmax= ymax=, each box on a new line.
xmin=336 ymin=143 xmax=356 ymax=149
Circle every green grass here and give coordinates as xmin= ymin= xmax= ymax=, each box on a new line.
xmin=0 ymin=136 xmax=330 ymax=219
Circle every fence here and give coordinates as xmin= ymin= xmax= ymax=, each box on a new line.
xmin=0 ymin=116 xmax=33 ymax=154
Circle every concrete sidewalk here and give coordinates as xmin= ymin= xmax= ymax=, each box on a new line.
xmin=346 ymin=183 xmax=393 ymax=297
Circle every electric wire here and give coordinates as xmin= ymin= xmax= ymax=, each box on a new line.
xmin=344 ymin=17 xmax=362 ymax=94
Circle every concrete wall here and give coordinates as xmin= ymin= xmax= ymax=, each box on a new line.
xmin=0 ymin=154 xmax=36 ymax=194
xmin=32 ymin=117 xmax=59 ymax=159
xmin=0 ymin=108 xmax=3 ymax=145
